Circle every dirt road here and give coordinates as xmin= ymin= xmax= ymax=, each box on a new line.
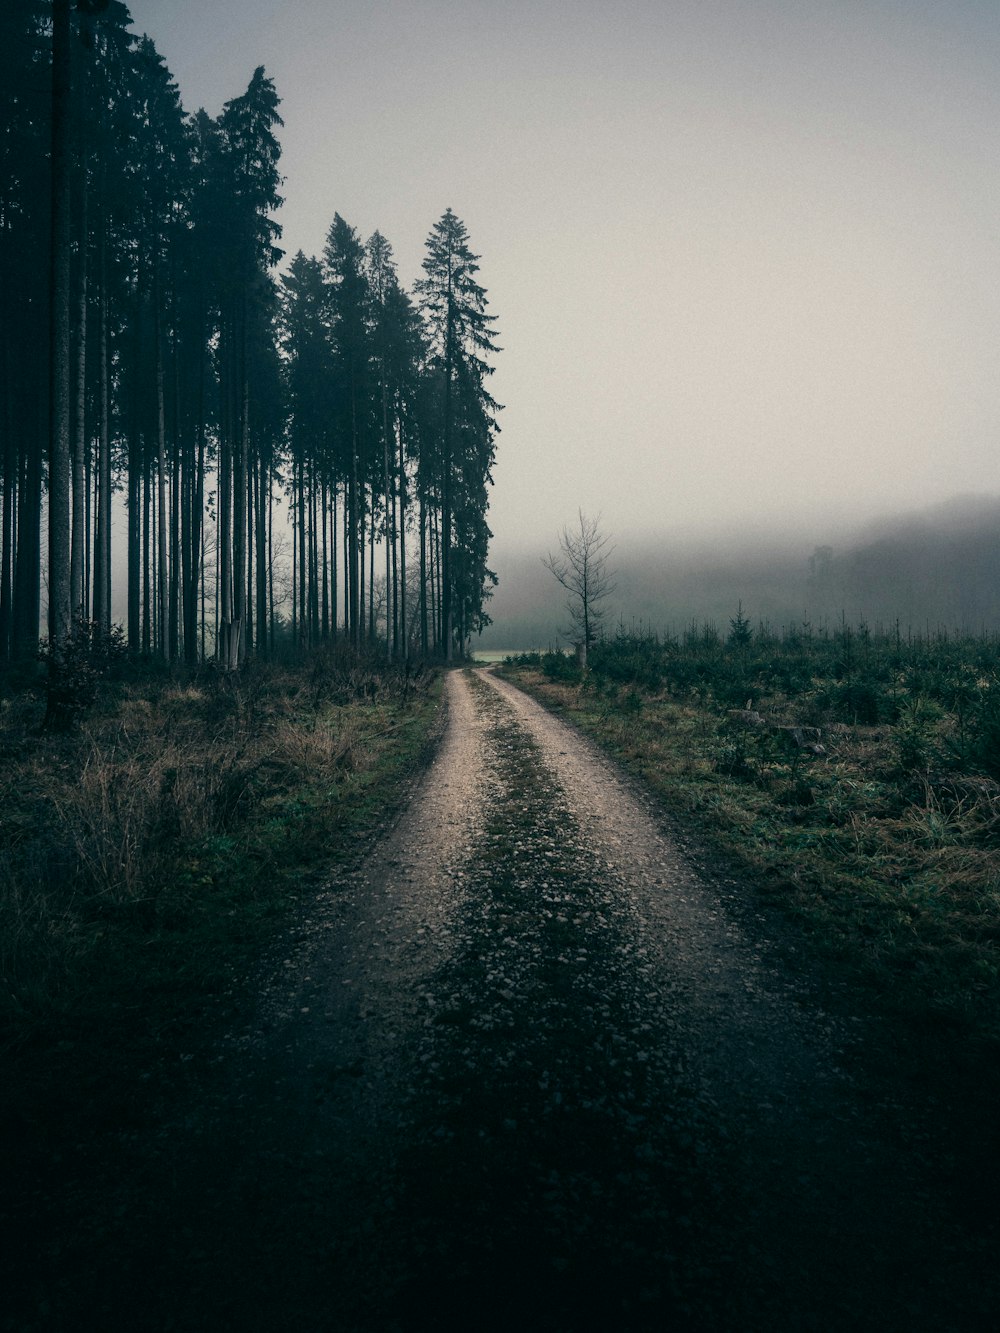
xmin=7 ymin=669 xmax=998 ymax=1331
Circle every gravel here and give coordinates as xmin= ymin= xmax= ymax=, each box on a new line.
xmin=6 ymin=667 xmax=998 ymax=1332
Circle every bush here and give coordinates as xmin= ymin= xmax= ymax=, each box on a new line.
xmin=39 ymin=621 xmax=127 ymax=729
xmin=541 ymin=651 xmax=579 ymax=682
xmin=954 ymin=689 xmax=1000 ymax=781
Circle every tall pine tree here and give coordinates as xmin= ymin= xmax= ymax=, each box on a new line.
xmin=415 ymin=209 xmax=500 ymax=659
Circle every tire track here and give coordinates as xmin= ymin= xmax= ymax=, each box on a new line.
xmin=9 ymin=668 xmax=997 ymax=1332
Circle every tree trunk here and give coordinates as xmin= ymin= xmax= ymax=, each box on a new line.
xmin=291 ymin=455 xmax=298 ymax=645
xmin=84 ymin=411 xmax=91 ymax=617
xmin=94 ymin=228 xmax=111 ymax=634
xmin=431 ymin=504 xmax=441 ymax=653
xmin=218 ymin=315 xmax=232 ymax=665
xmin=187 ymin=356 xmax=206 ymax=667
xmin=342 ymin=480 xmax=349 ymax=640
xmin=368 ymin=490 xmax=375 ymax=644
xmin=0 ymin=327 xmax=14 ymax=659
xmin=169 ymin=321 xmax=181 ymax=662
xmin=180 ymin=412 xmax=192 ymax=664
xmin=330 ymin=483 xmax=337 ymax=642
xmin=255 ymin=449 xmax=268 ymax=660
xmin=309 ymin=462 xmax=319 ymax=645
xmin=155 ymin=294 xmax=168 ymax=660
xmin=349 ymin=377 xmax=359 ymax=648
xmin=320 ymin=473 xmax=328 ymax=640
xmin=268 ymin=472 xmax=274 ymax=657
xmin=13 ymin=413 xmax=42 ymax=656
xmin=384 ymin=393 xmax=392 ymax=661
xmin=297 ymin=452 xmax=306 ymax=646
xmin=245 ymin=442 xmax=253 ymax=657
xmin=127 ymin=422 xmax=141 ymax=651
xmin=143 ymin=441 xmax=151 ymax=654
xmin=48 ymin=0 xmax=73 ymax=662
xmin=419 ymin=487 xmax=427 ymax=658
xmin=359 ymin=479 xmax=366 ymax=646
xmin=231 ymin=306 xmax=248 ymax=663
xmin=398 ymin=416 xmax=407 ymax=664
xmin=441 ymin=298 xmax=454 ymax=662
xmin=93 ymin=81 xmax=111 ymax=637
xmin=69 ymin=141 xmax=87 ymax=624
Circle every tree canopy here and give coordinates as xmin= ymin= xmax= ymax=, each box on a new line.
xmin=0 ymin=5 xmax=501 ymax=683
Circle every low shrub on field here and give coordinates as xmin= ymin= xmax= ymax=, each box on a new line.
xmin=504 ymin=620 xmax=1000 ymax=1048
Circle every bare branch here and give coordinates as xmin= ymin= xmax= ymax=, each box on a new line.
xmin=542 ymin=510 xmax=616 ymax=667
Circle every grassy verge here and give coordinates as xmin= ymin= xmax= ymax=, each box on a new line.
xmin=0 ymin=654 xmax=442 ymax=1111
xmin=497 ymin=660 xmax=1000 ymax=1059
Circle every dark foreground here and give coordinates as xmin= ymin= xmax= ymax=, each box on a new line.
xmin=3 ymin=669 xmax=998 ymax=1331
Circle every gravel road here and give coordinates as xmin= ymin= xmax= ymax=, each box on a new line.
xmin=8 ymin=668 xmax=998 ymax=1332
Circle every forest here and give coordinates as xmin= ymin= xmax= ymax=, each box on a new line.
xmin=0 ymin=1 xmax=501 ymax=700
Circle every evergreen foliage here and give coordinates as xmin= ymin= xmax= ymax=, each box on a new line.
xmin=0 ymin=7 xmax=501 ymax=682
xmin=415 ymin=208 xmax=501 ymax=658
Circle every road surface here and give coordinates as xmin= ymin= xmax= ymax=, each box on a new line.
xmin=7 ymin=668 xmax=997 ymax=1331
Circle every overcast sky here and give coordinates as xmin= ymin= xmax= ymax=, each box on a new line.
xmin=127 ymin=0 xmax=1000 ymax=555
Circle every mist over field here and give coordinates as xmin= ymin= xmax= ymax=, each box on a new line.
xmin=480 ymin=494 xmax=1000 ymax=651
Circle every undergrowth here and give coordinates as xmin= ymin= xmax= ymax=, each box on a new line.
xmin=0 ymin=651 xmax=441 ymax=1070
xmin=501 ymin=622 xmax=1000 ymax=1055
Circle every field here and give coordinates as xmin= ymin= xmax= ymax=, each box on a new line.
xmin=5 ymin=617 xmax=999 ymax=1122
xmin=499 ymin=618 xmax=1000 ymax=1057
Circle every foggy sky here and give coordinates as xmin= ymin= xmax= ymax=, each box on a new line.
xmin=127 ymin=0 xmax=1000 ymax=556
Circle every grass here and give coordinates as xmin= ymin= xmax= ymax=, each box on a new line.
xmin=498 ymin=639 xmax=1000 ymax=1060
xmin=0 ymin=652 xmax=442 ymax=1112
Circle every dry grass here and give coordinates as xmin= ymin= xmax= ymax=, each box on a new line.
xmin=0 ymin=658 xmax=441 ymax=1052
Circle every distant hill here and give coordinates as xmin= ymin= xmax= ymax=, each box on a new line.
xmin=815 ymin=494 xmax=1000 ymax=632
xmin=478 ymin=494 xmax=1000 ymax=649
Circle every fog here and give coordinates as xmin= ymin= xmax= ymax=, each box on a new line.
xmin=126 ymin=0 xmax=1000 ymax=628
xmin=480 ymin=495 xmax=1000 ymax=650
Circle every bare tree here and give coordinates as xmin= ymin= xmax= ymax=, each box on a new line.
xmin=543 ymin=510 xmax=615 ymax=668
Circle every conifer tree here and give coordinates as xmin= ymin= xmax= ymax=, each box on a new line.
xmin=48 ymin=0 xmax=74 ymax=666
xmin=323 ymin=214 xmax=371 ymax=648
xmin=1 ymin=1 xmax=51 ymax=659
xmin=366 ymin=230 xmax=421 ymax=658
xmin=215 ymin=66 xmax=283 ymax=666
xmin=280 ymin=252 xmax=336 ymax=646
xmin=415 ymin=209 xmax=500 ymax=658
xmin=1 ymin=7 xmax=506 ymax=674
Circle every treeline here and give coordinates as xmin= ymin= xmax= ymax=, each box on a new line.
xmin=0 ymin=1 xmax=500 ymax=672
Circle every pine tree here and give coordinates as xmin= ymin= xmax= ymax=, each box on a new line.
xmin=415 ymin=209 xmax=500 ymax=659
xmin=215 ymin=66 xmax=283 ymax=666
xmin=280 ymin=251 xmax=335 ymax=647
xmin=366 ymin=231 xmax=419 ymax=656
xmin=381 ymin=279 xmax=425 ymax=661
xmin=47 ymin=0 xmax=74 ymax=669
xmin=0 ymin=0 xmax=50 ymax=660
xmin=323 ymin=214 xmax=371 ymax=648
xmin=4 ymin=11 xmax=504 ymax=675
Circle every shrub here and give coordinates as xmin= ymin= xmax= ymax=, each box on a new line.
xmin=39 ymin=621 xmax=127 ymax=730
